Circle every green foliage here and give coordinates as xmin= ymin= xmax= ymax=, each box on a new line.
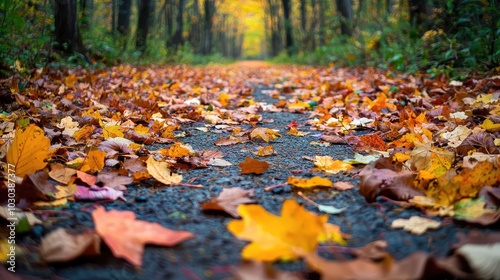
xmin=0 ymin=0 xmax=52 ymax=76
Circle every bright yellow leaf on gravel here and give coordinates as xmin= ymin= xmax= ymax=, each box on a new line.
xmin=313 ymin=156 xmax=353 ymax=174
xmin=287 ymin=176 xmax=333 ymax=188
xmin=162 ymin=142 xmax=192 ymax=158
xmin=146 ymin=156 xmax=183 ymax=185
xmin=250 ymin=127 xmax=282 ymax=142
xmin=80 ymin=150 xmax=106 ymax=173
xmin=7 ymin=124 xmax=51 ymax=178
xmin=287 ymin=127 xmax=307 ymax=136
xmin=227 ymin=199 xmax=327 ymax=262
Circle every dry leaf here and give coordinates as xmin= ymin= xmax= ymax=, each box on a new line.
xmin=391 ymin=216 xmax=441 ymax=235
xmin=254 ymin=145 xmax=275 ymax=157
xmin=287 ymin=176 xmax=333 ymax=188
xmin=146 ymin=156 xmax=183 ymax=185
xmin=332 ymin=181 xmax=355 ymax=191
xmin=238 ymin=156 xmax=269 ymax=175
xmin=231 ymin=261 xmax=305 ymax=280
xmin=6 ymin=124 xmax=51 ymax=178
xmin=313 ymin=156 xmax=353 ymax=174
xmin=80 ymin=150 xmax=106 ymax=173
xmin=48 ymin=163 xmax=76 ymax=184
xmin=92 ymin=206 xmax=194 ymax=266
xmin=227 ymin=199 xmax=327 ymax=262
xmin=250 ymin=127 xmax=282 ymax=142
xmin=200 ymin=187 xmax=255 ymax=217
xmin=358 ymin=163 xmax=422 ymax=202
xmin=40 ymin=228 xmax=101 ymax=263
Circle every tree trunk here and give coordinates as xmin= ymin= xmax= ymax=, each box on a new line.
xmin=80 ymin=0 xmax=92 ymax=30
xmin=409 ymin=0 xmax=427 ymax=34
xmin=54 ymin=0 xmax=86 ymax=55
xmin=188 ymin=0 xmax=202 ymax=53
xmin=203 ymin=0 xmax=215 ymax=55
xmin=336 ymin=0 xmax=353 ymax=36
xmin=117 ymin=0 xmax=132 ymax=35
xmin=136 ymin=0 xmax=152 ymax=52
xmin=281 ymin=0 xmax=293 ymax=55
xmin=171 ymin=0 xmax=185 ymax=50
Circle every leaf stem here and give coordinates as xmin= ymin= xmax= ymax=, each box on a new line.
xmin=263 ymin=182 xmax=287 ymax=191
xmin=297 ymin=191 xmax=319 ymax=207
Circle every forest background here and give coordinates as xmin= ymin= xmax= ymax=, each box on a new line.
xmin=0 ymin=0 xmax=498 ymax=77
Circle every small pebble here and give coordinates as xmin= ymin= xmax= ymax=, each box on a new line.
xmin=272 ymin=187 xmax=283 ymax=194
xmin=210 ymin=185 xmax=222 ymax=192
xmin=282 ymin=185 xmax=292 ymax=193
xmin=135 ymin=195 xmax=148 ymax=202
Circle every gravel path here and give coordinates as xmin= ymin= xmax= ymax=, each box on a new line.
xmin=14 ymin=85 xmax=492 ymax=280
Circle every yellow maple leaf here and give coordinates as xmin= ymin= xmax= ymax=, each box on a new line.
xmin=313 ymin=156 xmax=353 ymax=174
xmin=254 ymin=145 xmax=275 ymax=157
xmin=318 ymin=223 xmax=347 ymax=245
xmin=134 ymin=124 xmax=150 ymax=135
xmin=64 ymin=74 xmax=78 ymax=88
xmin=480 ymin=119 xmax=500 ymax=132
xmin=161 ymin=142 xmax=192 ymax=158
xmin=455 ymin=161 xmax=500 ymax=198
xmin=250 ymin=127 xmax=282 ymax=142
xmin=80 ymin=150 xmax=106 ymax=173
xmin=287 ymin=127 xmax=307 ymax=136
xmin=407 ymin=141 xmax=454 ymax=177
xmin=73 ymin=125 xmax=95 ymax=141
xmin=227 ymin=199 xmax=327 ymax=261
xmin=287 ymin=176 xmax=333 ymax=188
xmin=102 ymin=125 xmax=124 ymax=139
xmin=7 ymin=124 xmax=52 ymax=178
xmin=146 ymin=156 xmax=182 ymax=185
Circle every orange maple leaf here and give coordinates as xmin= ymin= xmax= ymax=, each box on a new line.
xmin=238 ymin=156 xmax=269 ymax=174
xmin=80 ymin=150 xmax=106 ymax=173
xmin=92 ymin=207 xmax=194 ymax=266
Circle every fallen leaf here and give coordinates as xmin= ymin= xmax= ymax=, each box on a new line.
xmin=455 ymin=243 xmax=500 ymax=279
xmin=238 ymin=156 xmax=269 ymax=175
xmin=200 ymin=187 xmax=255 ymax=217
xmin=352 ymin=240 xmax=389 ymax=261
xmin=227 ymin=199 xmax=327 ymax=261
xmin=92 ymin=206 xmax=194 ymax=266
xmin=80 ymin=149 xmax=106 ymax=173
xmin=231 ymin=261 xmax=305 ymax=280
xmin=74 ymin=185 xmax=125 ymax=201
xmin=287 ymin=176 xmax=333 ymax=188
xmin=250 ymin=127 xmax=282 ymax=142
xmin=48 ymin=163 xmax=76 ymax=184
xmin=343 ymin=153 xmax=380 ymax=165
xmin=313 ymin=156 xmax=353 ymax=174
xmin=40 ymin=228 xmax=101 ymax=263
xmin=254 ymin=145 xmax=275 ymax=156
xmin=332 ymin=181 xmax=355 ymax=191
xmin=6 ymin=124 xmax=51 ymax=178
xmin=456 ymin=132 xmax=499 ymax=155
xmin=207 ymin=158 xmax=232 ymax=167
xmin=96 ymin=171 xmax=134 ymax=191
xmin=146 ymin=156 xmax=183 ymax=185
xmin=358 ymin=162 xmax=422 ymax=202
xmin=391 ymin=216 xmax=441 ymax=235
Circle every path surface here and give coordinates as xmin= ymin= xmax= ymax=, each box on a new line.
xmin=4 ymin=64 xmax=498 ymax=280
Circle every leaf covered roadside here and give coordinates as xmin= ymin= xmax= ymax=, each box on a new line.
xmin=0 ymin=64 xmax=500 ymax=279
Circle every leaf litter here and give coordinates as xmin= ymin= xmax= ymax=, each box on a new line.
xmin=0 ymin=65 xmax=499 ymax=279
